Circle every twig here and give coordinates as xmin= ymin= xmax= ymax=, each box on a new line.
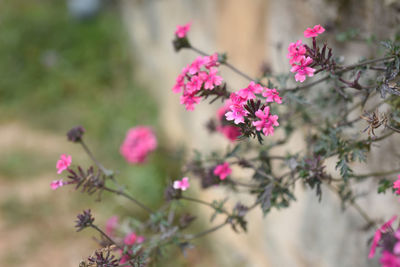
xmin=102 ymin=186 xmax=154 ymax=214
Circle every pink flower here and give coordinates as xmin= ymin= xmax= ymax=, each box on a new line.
xmin=124 ymin=232 xmax=137 ymax=246
xmin=394 ymin=230 xmax=400 ymax=255
xmin=136 ymin=236 xmax=145 ymax=244
xmin=105 ymin=216 xmax=118 ymax=237
xmin=393 ymin=175 xmax=400 ymax=195
xmin=180 ymin=93 xmax=202 ymax=111
xmin=217 ymin=125 xmax=241 ymax=142
xmin=204 ymin=67 xmax=223 ymax=90
xmin=172 ymin=73 xmax=185 ymax=93
xmin=186 ymin=75 xmax=203 ymax=93
xmin=237 ymin=82 xmax=263 ymax=100
xmin=204 ymin=53 xmax=219 ymax=69
xmin=262 ymin=88 xmax=282 ymax=104
xmin=252 ymin=107 xmax=279 ymax=136
xmin=188 ymin=56 xmax=206 ymax=75
xmin=175 ymin=22 xmax=191 ymax=38
xmin=213 ymin=162 xmax=232 ymax=180
xmin=225 ymin=92 xmax=249 ymax=124
xmin=290 ymin=56 xmax=315 ymax=83
xmin=380 ymin=251 xmax=400 ymax=267
xmin=120 ymin=126 xmax=157 ymax=164
xmin=50 ymin=179 xmax=64 ymax=190
xmin=287 ymin=40 xmax=306 ymax=65
xmin=369 ymin=215 xmax=398 ymax=258
xmin=56 ymin=154 xmax=71 ymax=174
xmin=173 ymin=177 xmax=190 ymax=191
xmin=304 ymin=24 xmax=325 ymax=38
xmin=119 ymin=253 xmax=130 ymax=264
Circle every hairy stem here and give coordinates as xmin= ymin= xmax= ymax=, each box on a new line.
xmin=102 ymin=186 xmax=154 ymax=214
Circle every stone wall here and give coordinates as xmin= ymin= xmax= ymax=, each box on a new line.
xmin=119 ymin=0 xmax=400 ymax=266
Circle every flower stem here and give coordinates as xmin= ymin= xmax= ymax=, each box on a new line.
xmin=102 ymin=186 xmax=154 ymax=214
xmin=185 ymin=221 xmax=229 ymax=240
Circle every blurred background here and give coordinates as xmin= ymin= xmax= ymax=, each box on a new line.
xmin=0 ymin=0 xmax=399 ymax=266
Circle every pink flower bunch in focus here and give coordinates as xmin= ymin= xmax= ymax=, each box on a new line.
xmin=223 ymin=81 xmax=280 ymax=136
xmin=175 ymin=22 xmax=191 ymax=38
xmin=120 ymin=126 xmax=157 ymax=164
xmin=172 ymin=53 xmax=222 ymax=111
xmin=253 ymin=106 xmax=279 ymax=136
xmin=173 ymin=177 xmax=190 ymax=191
xmin=304 ymin=24 xmax=325 ymax=38
xmin=213 ymin=162 xmax=232 ymax=180
xmin=288 ymin=24 xmax=326 ymax=83
xmin=216 ymin=101 xmax=241 ymax=142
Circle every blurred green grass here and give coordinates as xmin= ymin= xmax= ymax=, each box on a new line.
xmin=0 ymin=0 xmax=183 ymax=206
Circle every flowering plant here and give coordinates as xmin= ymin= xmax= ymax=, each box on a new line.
xmin=53 ymin=23 xmax=400 ymax=266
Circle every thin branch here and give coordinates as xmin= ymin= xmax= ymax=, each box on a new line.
xmin=353 ymin=168 xmax=400 ymax=180
xmin=180 ymin=196 xmax=230 ymax=215
xmin=79 ymin=140 xmax=113 ymax=177
xmin=90 ymin=224 xmax=122 ymax=250
xmin=184 ymin=221 xmax=229 ymax=240
xmin=102 ymin=186 xmax=154 ymax=214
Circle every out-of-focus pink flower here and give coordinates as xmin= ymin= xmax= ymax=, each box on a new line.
xmin=393 ymin=175 xmax=400 ymax=195
xmin=119 ymin=253 xmax=130 ymax=264
xmin=188 ymin=56 xmax=206 ymax=75
xmin=50 ymin=179 xmax=64 ymax=190
xmin=304 ymin=24 xmax=325 ymax=38
xmin=136 ymin=236 xmax=145 ymax=244
xmin=204 ymin=53 xmax=219 ymax=69
xmin=124 ymin=232 xmax=137 ymax=246
xmin=262 ymin=88 xmax=282 ymax=104
xmin=287 ymin=40 xmax=306 ymax=65
xmin=369 ymin=215 xmax=398 ymax=258
xmin=217 ymin=125 xmax=241 ymax=142
xmin=290 ymin=56 xmax=315 ymax=83
xmin=394 ymin=230 xmax=400 ymax=255
xmin=120 ymin=127 xmax=157 ymax=164
xmin=253 ymin=107 xmax=279 ymax=136
xmin=105 ymin=216 xmax=118 ymax=237
xmin=173 ymin=177 xmax=190 ymax=191
xmin=380 ymin=251 xmax=400 ymax=267
xmin=213 ymin=162 xmax=232 ymax=180
xmin=175 ymin=22 xmax=191 ymax=38
xmin=56 ymin=154 xmax=71 ymax=174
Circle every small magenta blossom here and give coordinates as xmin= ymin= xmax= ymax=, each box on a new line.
xmin=253 ymin=107 xmax=279 ymax=136
xmin=262 ymin=88 xmax=282 ymax=104
xmin=173 ymin=177 xmax=190 ymax=191
xmin=290 ymin=56 xmax=315 ymax=83
xmin=105 ymin=216 xmax=119 ymax=237
xmin=124 ymin=232 xmax=137 ymax=245
xmin=304 ymin=24 xmax=325 ymax=38
xmin=393 ymin=175 xmax=400 ymax=195
xmin=213 ymin=162 xmax=232 ymax=180
xmin=180 ymin=93 xmax=202 ymax=111
xmin=380 ymin=251 xmax=400 ymax=267
xmin=175 ymin=22 xmax=191 ymax=38
xmin=120 ymin=126 xmax=157 ymax=164
xmin=50 ymin=179 xmax=64 ymax=190
xmin=225 ymin=92 xmax=249 ymax=124
xmin=287 ymin=40 xmax=306 ymax=65
xmin=369 ymin=215 xmax=398 ymax=258
xmin=56 ymin=154 xmax=71 ymax=174
xmin=204 ymin=67 xmax=223 ymax=90
xmin=216 ymin=102 xmax=241 ymax=142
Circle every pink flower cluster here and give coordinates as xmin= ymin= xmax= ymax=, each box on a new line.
xmin=120 ymin=126 xmax=157 ymax=164
xmin=288 ymin=24 xmax=325 ymax=83
xmin=216 ymin=101 xmax=241 ymax=142
xmin=172 ymin=53 xmax=222 ymax=111
xmin=175 ymin=22 xmax=191 ymax=38
xmin=173 ymin=177 xmax=190 ymax=191
xmin=51 ymin=154 xmax=72 ymax=190
xmin=369 ymin=215 xmax=400 ymax=267
xmin=213 ymin=162 xmax=232 ymax=180
xmin=120 ymin=232 xmax=145 ymax=264
xmin=223 ymin=82 xmax=281 ymax=136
